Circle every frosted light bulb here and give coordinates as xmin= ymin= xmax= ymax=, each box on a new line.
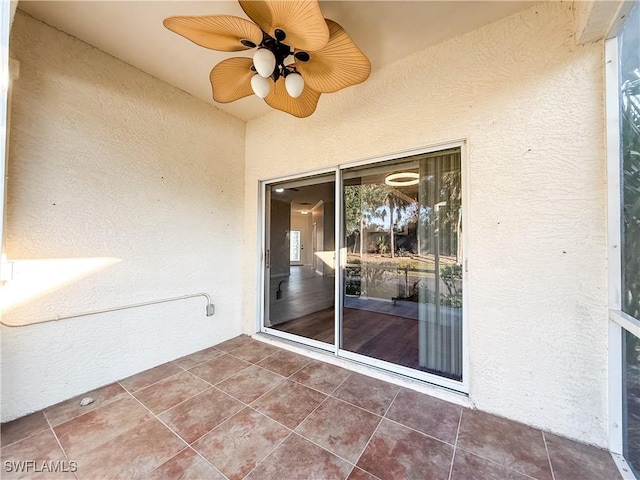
xmin=251 ymin=74 xmax=271 ymax=98
xmin=285 ymin=72 xmax=304 ymax=98
xmin=253 ymin=48 xmax=276 ymax=78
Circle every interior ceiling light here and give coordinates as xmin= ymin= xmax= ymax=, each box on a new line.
xmin=164 ymin=0 xmax=371 ymax=118
xmin=274 ymin=187 xmax=285 ymax=193
xmin=384 ymin=172 xmax=420 ymax=187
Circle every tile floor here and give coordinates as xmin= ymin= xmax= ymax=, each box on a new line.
xmin=1 ymin=335 xmax=623 ymax=480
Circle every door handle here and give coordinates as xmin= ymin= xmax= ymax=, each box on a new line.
xmin=266 ymin=249 xmax=270 ymax=269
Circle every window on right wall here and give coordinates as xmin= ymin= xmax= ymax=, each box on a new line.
xmin=618 ymin=1 xmax=640 ymax=476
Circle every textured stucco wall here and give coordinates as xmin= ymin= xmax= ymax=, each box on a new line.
xmin=1 ymin=12 xmax=246 ymax=420
xmin=244 ymin=2 xmax=608 ymax=446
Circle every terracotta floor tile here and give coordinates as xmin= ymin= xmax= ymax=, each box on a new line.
xmin=451 ymin=449 xmax=530 ymax=480
xmin=133 ymin=371 xmax=210 ymax=414
xmin=1 ymin=412 xmax=49 ymax=447
xmin=357 ymin=418 xmax=453 ymax=480
xmin=119 ymin=362 xmax=183 ymax=392
xmin=74 ymin=419 xmax=185 ymax=480
xmin=228 ymin=341 xmax=281 ymax=363
xmin=142 ymin=448 xmax=225 ymax=480
xmin=189 ymin=354 xmax=252 ymax=384
xmin=159 ymin=387 xmax=244 ymax=444
xmin=290 ymin=361 xmax=352 ymax=394
xmin=192 ymin=407 xmax=289 ymax=480
xmin=44 ymin=383 xmax=128 ymax=426
xmin=214 ymin=334 xmax=253 ymax=352
xmin=216 ymin=365 xmax=284 ymax=403
xmin=545 ymin=432 xmax=622 ymax=480
xmin=386 ymin=388 xmax=462 ymax=444
xmin=252 ymin=379 xmax=326 ymax=429
xmin=1 ymin=429 xmax=75 ymax=480
xmin=257 ymin=349 xmax=312 ymax=377
xmin=296 ymin=397 xmax=381 ymax=463
xmin=174 ymin=347 xmax=224 ymax=370
xmin=347 ymin=467 xmax=379 ymax=480
xmin=54 ymin=395 xmax=152 ymax=457
xmin=333 ymin=373 xmax=400 ymax=415
xmin=245 ymin=433 xmax=352 ymax=480
xmin=457 ymin=409 xmax=552 ymax=480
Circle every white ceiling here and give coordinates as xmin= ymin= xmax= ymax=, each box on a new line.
xmin=17 ymin=0 xmax=537 ymax=121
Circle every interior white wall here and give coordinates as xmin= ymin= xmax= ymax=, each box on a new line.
xmin=244 ymin=2 xmax=609 ymax=447
xmin=1 ymin=12 xmax=246 ymax=421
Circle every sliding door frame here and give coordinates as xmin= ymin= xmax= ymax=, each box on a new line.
xmin=258 ymin=167 xmax=338 ymax=352
xmin=605 ymin=3 xmax=640 ymax=474
xmin=258 ymin=139 xmax=469 ymax=393
xmin=335 ymin=140 xmax=470 ymax=393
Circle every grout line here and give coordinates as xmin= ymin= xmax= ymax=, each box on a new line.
xmin=120 ymin=384 xmax=189 ymax=451
xmin=290 ymin=392 xmax=332 ymax=432
xmin=327 ymin=371 xmax=354 ymax=397
xmin=152 ymin=385 xmax=216 ymax=417
xmin=349 ymin=387 xmax=401 ymax=473
xmin=447 ymin=407 xmax=463 ymax=480
xmin=542 ymin=431 xmax=556 ymax=480
xmin=239 ymin=431 xmax=295 ymax=480
xmin=256 ymin=347 xmax=312 ymax=379
xmin=129 ymin=428 xmax=189 ymax=480
xmin=286 ymin=374 xmax=347 ymax=397
xmin=380 ymin=416 xmax=458 ymax=448
xmin=288 ymin=430 xmax=357 ymax=469
xmin=43 ymin=410 xmax=79 ymax=480
xmin=44 ymin=389 xmax=129 ymax=429
xmin=122 ymin=369 xmax=194 ymax=395
xmin=241 ymin=394 xmax=361 ymax=478
xmin=126 ymin=371 xmax=216 ymax=418
xmin=187 ymin=445 xmax=230 ymax=480
xmin=381 ymin=386 xmax=402 ymax=418
xmin=173 ymin=351 xmax=226 ymax=371
xmin=453 ymin=445 xmax=541 ymax=480
xmin=189 ymin=361 xmax=253 ymax=387
xmin=324 ymin=394 xmax=384 ymax=420
xmin=239 ymin=375 xmax=287 ymax=407
xmin=350 ymin=411 xmax=384 ymax=478
xmin=138 ymin=445 xmax=191 ymax=480
xmin=194 ymin=369 xmax=360 ymax=477
xmin=44 ymin=393 xmax=161 ymax=461
xmin=0 ymin=419 xmax=52 ymax=450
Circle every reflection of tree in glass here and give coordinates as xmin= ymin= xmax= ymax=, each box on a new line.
xmin=619 ymin=3 xmax=640 ymax=474
xmin=621 ymin=33 xmax=640 ymax=324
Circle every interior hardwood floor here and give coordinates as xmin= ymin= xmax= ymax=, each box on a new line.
xmin=268 ymin=266 xmax=460 ymax=379
xmin=274 ymin=307 xmax=427 ymax=372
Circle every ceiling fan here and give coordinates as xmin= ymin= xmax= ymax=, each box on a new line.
xmin=164 ymin=0 xmax=371 ymax=118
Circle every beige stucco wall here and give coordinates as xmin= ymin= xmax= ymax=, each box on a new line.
xmin=1 ymin=12 xmax=246 ymax=420
xmin=244 ymin=2 xmax=608 ymax=446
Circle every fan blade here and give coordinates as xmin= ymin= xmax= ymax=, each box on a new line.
xmin=163 ymin=15 xmax=262 ymax=52
xmin=210 ymin=58 xmax=255 ymax=103
xmin=265 ymin=78 xmax=321 ymax=118
xmin=239 ymin=0 xmax=329 ymax=51
xmin=295 ymin=19 xmax=371 ymax=93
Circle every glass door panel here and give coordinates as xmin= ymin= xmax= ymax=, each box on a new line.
xmin=341 ymin=149 xmax=463 ymax=381
xmin=264 ymin=175 xmax=335 ymax=347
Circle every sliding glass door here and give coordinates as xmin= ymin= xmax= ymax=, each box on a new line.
xmin=261 ymin=146 xmax=465 ymax=388
xmin=340 ymin=149 xmax=464 ymax=384
xmin=263 ymin=174 xmax=336 ymax=349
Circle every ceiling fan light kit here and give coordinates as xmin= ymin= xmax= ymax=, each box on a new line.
xmin=163 ymin=0 xmax=371 ymax=117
